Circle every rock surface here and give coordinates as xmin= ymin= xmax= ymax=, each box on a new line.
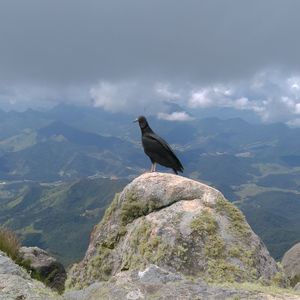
xmin=1 ymin=173 xmax=298 ymax=300
xmin=19 ymin=246 xmax=66 ymax=293
xmin=282 ymin=242 xmax=300 ymax=287
xmin=0 ymin=250 xmax=59 ymax=300
xmin=67 ymin=173 xmax=281 ymax=289
xmin=64 ymin=264 xmax=300 ymax=300
xmin=0 ymin=244 xmax=294 ymax=300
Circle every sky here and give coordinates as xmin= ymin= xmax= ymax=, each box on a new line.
xmin=1 ymin=0 xmax=300 ymax=124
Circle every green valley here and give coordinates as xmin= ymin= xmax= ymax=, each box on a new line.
xmin=0 ymin=177 xmax=128 ymax=266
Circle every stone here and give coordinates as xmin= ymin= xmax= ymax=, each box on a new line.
xmin=0 ymin=251 xmax=59 ymax=300
xmin=0 ymin=250 xmax=30 ymax=279
xmin=137 ymin=264 xmax=182 ymax=284
xmin=63 ymin=265 xmax=300 ymax=300
xmin=67 ymin=173 xmax=281 ymax=289
xmin=282 ymin=242 xmax=300 ymax=287
xmin=19 ymin=246 xmax=67 ymax=293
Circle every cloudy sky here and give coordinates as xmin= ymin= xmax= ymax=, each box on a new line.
xmin=1 ymin=0 xmax=300 ymax=124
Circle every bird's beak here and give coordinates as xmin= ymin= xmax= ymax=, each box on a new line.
xmin=133 ymin=118 xmax=138 ymax=123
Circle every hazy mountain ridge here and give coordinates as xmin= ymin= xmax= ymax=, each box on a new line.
xmin=0 ymin=105 xmax=300 ymax=261
xmin=0 ymin=118 xmax=145 ymax=181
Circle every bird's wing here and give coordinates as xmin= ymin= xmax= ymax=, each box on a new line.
xmin=146 ymin=132 xmax=174 ymax=153
xmin=146 ymin=132 xmax=184 ymax=170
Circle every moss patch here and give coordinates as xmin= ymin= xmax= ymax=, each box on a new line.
xmin=102 ymin=226 xmax=127 ymax=250
xmin=190 ymin=210 xmax=225 ymax=259
xmin=85 ymin=223 xmax=128 ymax=284
xmin=73 ymin=193 xmax=130 ymax=286
xmin=290 ymin=274 xmax=300 ymax=288
xmin=121 ymin=218 xmax=169 ymax=271
xmin=88 ymin=245 xmax=113 ymax=281
xmin=190 ymin=209 xmax=218 ymax=236
xmin=271 ymin=271 xmax=290 ymax=287
xmin=218 ymin=281 xmax=300 ymax=297
xmin=216 ymin=196 xmax=251 ymax=239
xmin=207 ymin=259 xmax=242 ymax=283
xmin=228 ymin=245 xmax=257 ymax=281
xmin=101 ymin=193 xmax=119 ymax=223
xmin=189 ymin=209 xmax=259 ymax=283
xmin=205 ymin=235 xmax=225 ymax=259
xmin=269 ymin=263 xmax=290 ymax=288
xmin=174 ymin=244 xmax=189 ymax=263
xmin=120 ymin=192 xmax=159 ymax=226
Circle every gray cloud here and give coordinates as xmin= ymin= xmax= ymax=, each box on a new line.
xmin=1 ymin=1 xmax=300 ymax=125
xmin=0 ymin=83 xmax=90 ymax=111
xmin=89 ymin=80 xmax=169 ymax=114
xmin=88 ymin=70 xmax=300 ymax=125
xmin=2 ymin=71 xmax=300 ymax=126
xmin=1 ymin=0 xmax=300 ymax=84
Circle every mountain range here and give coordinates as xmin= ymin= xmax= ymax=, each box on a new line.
xmin=0 ymin=104 xmax=300 ymax=264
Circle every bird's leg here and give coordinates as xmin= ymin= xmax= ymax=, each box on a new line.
xmin=150 ymin=162 xmax=157 ymax=172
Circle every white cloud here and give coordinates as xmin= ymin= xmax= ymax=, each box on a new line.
xmin=189 ymin=89 xmax=213 ymax=108
xmin=296 ymin=103 xmax=300 ymax=114
xmin=90 ymin=81 xmax=128 ymax=112
xmin=187 ymin=71 xmax=300 ymax=124
xmin=157 ymin=111 xmax=194 ymax=122
xmin=286 ymin=118 xmax=300 ymax=127
xmin=188 ymin=86 xmax=250 ymax=110
xmin=89 ymin=80 xmax=169 ymax=114
xmin=287 ymin=77 xmax=300 ymax=94
xmin=154 ymin=83 xmax=181 ymax=100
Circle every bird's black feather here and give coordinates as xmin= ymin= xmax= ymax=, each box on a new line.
xmin=135 ymin=116 xmax=184 ymax=174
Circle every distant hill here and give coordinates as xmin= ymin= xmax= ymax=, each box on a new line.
xmin=0 ymin=177 xmax=128 ymax=266
xmin=0 ymin=120 xmax=145 ymax=181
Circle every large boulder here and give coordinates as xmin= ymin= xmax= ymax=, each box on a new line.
xmin=67 ymin=173 xmax=281 ymax=289
xmin=19 ymin=246 xmax=66 ymax=293
xmin=282 ymin=242 xmax=300 ymax=287
xmin=0 ymin=250 xmax=59 ymax=300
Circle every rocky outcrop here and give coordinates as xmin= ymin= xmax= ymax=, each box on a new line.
xmin=67 ymin=173 xmax=282 ymax=289
xmin=2 ymin=173 xmax=297 ymax=299
xmin=282 ymin=242 xmax=300 ymax=287
xmin=19 ymin=246 xmax=66 ymax=293
xmin=0 ymin=250 xmax=59 ymax=300
xmin=64 ymin=264 xmax=300 ymax=300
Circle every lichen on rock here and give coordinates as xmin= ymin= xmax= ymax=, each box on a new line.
xmin=66 ymin=173 xmax=282 ymax=290
xmin=0 ymin=250 xmax=59 ymax=299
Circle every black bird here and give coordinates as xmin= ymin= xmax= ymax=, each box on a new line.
xmin=134 ymin=116 xmax=184 ymax=174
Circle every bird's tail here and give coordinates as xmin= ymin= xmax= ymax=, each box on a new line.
xmin=173 ymin=169 xmax=178 ymax=175
xmin=173 ymin=164 xmax=184 ymax=174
